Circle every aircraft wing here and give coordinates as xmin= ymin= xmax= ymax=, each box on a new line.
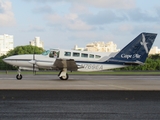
xmin=53 ymin=59 xmax=78 ymax=71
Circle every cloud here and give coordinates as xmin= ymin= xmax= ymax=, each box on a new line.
xmin=0 ymin=0 xmax=16 ymax=26
xmin=32 ymin=5 xmax=53 ymax=14
xmin=118 ymin=24 xmax=133 ymax=32
xmin=21 ymin=26 xmax=45 ymax=32
xmin=130 ymin=23 xmax=160 ymax=34
xmin=81 ymin=10 xmax=127 ymax=25
xmin=127 ymin=8 xmax=159 ymax=22
xmin=24 ymin=0 xmax=135 ymax=9
xmin=23 ymin=0 xmax=139 ymax=28
xmin=0 ymin=2 xmax=4 ymax=13
xmin=80 ymin=7 xmax=160 ymax=25
xmin=80 ymin=0 xmax=135 ymax=9
xmin=70 ymin=3 xmax=89 ymax=14
xmin=46 ymin=13 xmax=94 ymax=31
xmin=23 ymin=0 xmax=57 ymax=3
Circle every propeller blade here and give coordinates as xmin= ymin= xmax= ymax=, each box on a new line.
xmin=33 ymin=53 xmax=36 ymax=75
xmin=33 ymin=64 xmax=35 ymax=74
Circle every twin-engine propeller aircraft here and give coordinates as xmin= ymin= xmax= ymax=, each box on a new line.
xmin=3 ymin=32 xmax=157 ymax=80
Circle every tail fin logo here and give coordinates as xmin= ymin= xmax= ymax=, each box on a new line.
xmin=121 ymin=54 xmax=141 ymax=59
xmin=140 ymin=34 xmax=148 ymax=53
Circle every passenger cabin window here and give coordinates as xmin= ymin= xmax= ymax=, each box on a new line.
xmin=81 ymin=53 xmax=88 ymax=58
xmin=89 ymin=54 xmax=94 ymax=58
xmin=64 ymin=51 xmax=71 ymax=56
xmin=95 ymin=55 xmax=101 ymax=58
xmin=73 ymin=52 xmax=80 ymax=57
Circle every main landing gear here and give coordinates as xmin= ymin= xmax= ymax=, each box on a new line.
xmin=58 ymin=68 xmax=69 ymax=80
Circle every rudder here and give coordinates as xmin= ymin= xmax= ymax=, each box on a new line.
xmin=109 ymin=32 xmax=157 ymax=64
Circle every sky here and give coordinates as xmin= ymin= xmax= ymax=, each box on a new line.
xmin=0 ymin=0 xmax=160 ymax=50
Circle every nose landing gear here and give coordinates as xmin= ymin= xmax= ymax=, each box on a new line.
xmin=16 ymin=69 xmax=22 ymax=80
xmin=16 ymin=74 xmax=22 ymax=80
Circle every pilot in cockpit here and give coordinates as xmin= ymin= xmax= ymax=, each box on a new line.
xmin=49 ymin=50 xmax=58 ymax=58
xmin=53 ymin=51 xmax=57 ymax=58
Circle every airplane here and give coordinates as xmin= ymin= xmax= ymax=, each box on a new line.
xmin=3 ymin=32 xmax=157 ymax=80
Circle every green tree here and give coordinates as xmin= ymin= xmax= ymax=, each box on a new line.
xmin=0 ymin=45 xmax=44 ymax=70
xmin=7 ymin=45 xmax=44 ymax=56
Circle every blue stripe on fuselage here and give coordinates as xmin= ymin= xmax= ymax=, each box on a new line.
xmin=75 ymin=60 xmax=126 ymax=65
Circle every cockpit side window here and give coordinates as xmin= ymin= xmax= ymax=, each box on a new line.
xmin=50 ymin=51 xmax=59 ymax=58
xmin=49 ymin=51 xmax=54 ymax=58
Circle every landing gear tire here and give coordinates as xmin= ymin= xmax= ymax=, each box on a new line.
xmin=59 ymin=73 xmax=69 ymax=80
xmin=16 ymin=74 xmax=22 ymax=80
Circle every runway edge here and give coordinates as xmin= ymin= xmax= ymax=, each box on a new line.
xmin=0 ymin=90 xmax=160 ymax=101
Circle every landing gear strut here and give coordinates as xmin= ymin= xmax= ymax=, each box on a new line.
xmin=16 ymin=69 xmax=22 ymax=80
xmin=58 ymin=68 xmax=69 ymax=80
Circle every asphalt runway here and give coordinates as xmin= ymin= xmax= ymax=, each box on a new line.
xmin=0 ymin=90 xmax=160 ymax=120
xmin=0 ymin=74 xmax=160 ymax=90
xmin=0 ymin=74 xmax=160 ymax=119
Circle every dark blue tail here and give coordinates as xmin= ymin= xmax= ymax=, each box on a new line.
xmin=109 ymin=33 xmax=157 ymax=65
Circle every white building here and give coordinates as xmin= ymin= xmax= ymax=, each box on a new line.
xmin=30 ymin=37 xmax=44 ymax=49
xmin=0 ymin=34 xmax=14 ymax=56
xmin=149 ymin=46 xmax=160 ymax=54
xmin=85 ymin=41 xmax=119 ymax=52
xmin=73 ymin=45 xmax=84 ymax=51
xmin=74 ymin=41 xmax=160 ymax=55
xmin=74 ymin=41 xmax=119 ymax=52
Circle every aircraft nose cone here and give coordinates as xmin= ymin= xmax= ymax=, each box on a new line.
xmin=3 ymin=58 xmax=7 ymax=62
xmin=3 ymin=57 xmax=11 ymax=64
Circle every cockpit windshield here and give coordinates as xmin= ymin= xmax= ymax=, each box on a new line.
xmin=42 ymin=50 xmax=50 ymax=56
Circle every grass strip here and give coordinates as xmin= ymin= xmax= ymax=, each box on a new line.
xmin=1 ymin=70 xmax=160 ymax=75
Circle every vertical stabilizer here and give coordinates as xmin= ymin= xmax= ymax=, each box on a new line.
xmin=109 ymin=33 xmax=157 ymax=64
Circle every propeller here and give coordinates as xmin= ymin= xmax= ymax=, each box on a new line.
xmin=32 ymin=52 xmax=36 ymax=75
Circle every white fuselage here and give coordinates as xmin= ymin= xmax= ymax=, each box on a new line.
xmin=3 ymin=49 xmax=127 ymax=71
